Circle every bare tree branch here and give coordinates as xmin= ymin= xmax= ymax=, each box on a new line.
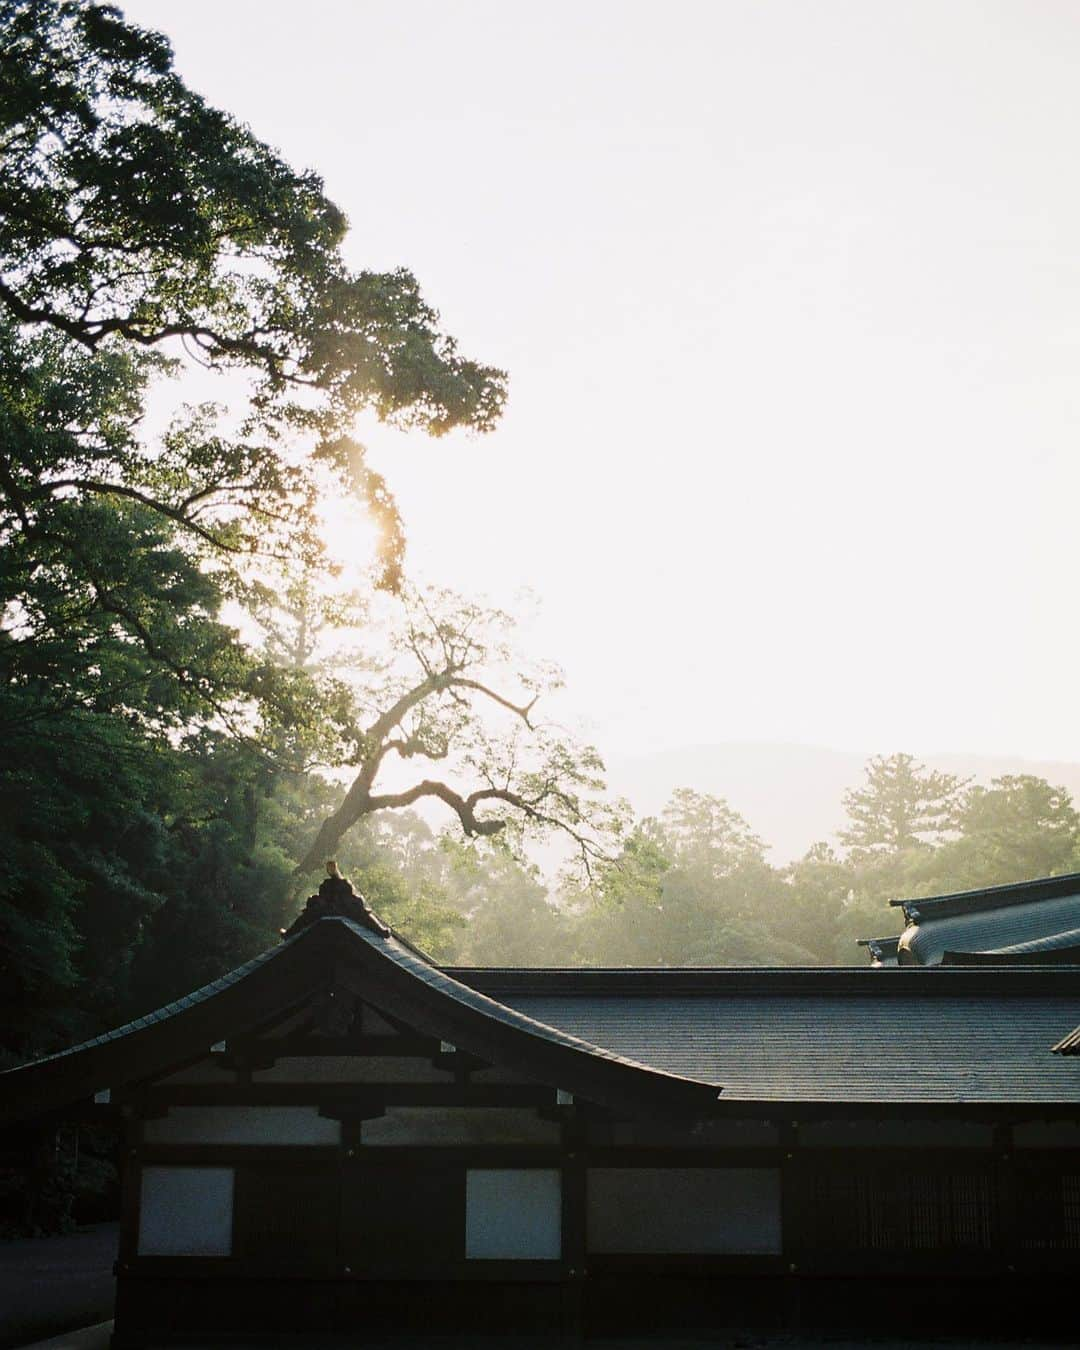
xmin=288 ymin=589 xmax=618 ymax=889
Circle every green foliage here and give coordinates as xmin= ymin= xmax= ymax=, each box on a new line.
xmin=572 ymin=790 xmax=814 ymax=966
xmin=935 ymin=775 xmax=1080 ymax=888
xmin=0 ymin=0 xmax=518 ymax=1066
xmin=0 ymin=0 xmax=509 ymax=762
xmin=781 ymin=842 xmax=853 ymax=962
xmin=570 ymin=766 xmax=1080 ymax=969
xmin=0 ymin=317 xmax=276 ymax=1059
xmin=0 ymin=0 xmax=506 ymax=435
xmin=839 ymin=752 xmax=966 ymax=855
xmin=329 ymin=814 xmax=467 ymax=965
xmin=441 ymin=842 xmax=569 ymax=967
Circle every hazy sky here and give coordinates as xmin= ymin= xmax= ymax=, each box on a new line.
xmin=121 ymin=0 xmax=1080 ymax=764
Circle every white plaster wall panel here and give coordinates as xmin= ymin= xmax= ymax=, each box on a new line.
xmin=138 ymin=1166 xmax=233 ymax=1255
xmin=587 ymin=1168 xmax=781 ymax=1254
xmin=254 ymin=1056 xmax=451 ymax=1084
xmin=144 ymin=1105 xmax=341 ymax=1145
xmin=361 ymin=1107 xmax=560 ymax=1147
xmin=799 ymin=1120 xmax=993 ymax=1148
xmin=466 ymin=1169 xmax=562 ymax=1259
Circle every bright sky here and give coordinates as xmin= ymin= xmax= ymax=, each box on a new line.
xmin=122 ymin=0 xmax=1080 ymax=764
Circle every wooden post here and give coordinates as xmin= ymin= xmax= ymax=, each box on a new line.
xmin=561 ymin=1103 xmax=587 ymax=1343
xmin=779 ymin=1118 xmax=802 ymax=1332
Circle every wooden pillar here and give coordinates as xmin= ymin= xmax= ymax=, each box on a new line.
xmin=778 ymin=1118 xmax=802 ymax=1332
xmin=994 ymin=1120 xmax=1018 ymax=1277
xmin=112 ymin=1112 xmax=146 ymax=1350
xmin=561 ymin=1103 xmax=587 ymax=1343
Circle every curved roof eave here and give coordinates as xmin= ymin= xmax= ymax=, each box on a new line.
xmin=0 ymin=918 xmax=721 ymax=1127
xmin=0 ymin=928 xmax=324 ymax=1126
xmin=891 ymin=872 xmax=1080 ymax=924
xmin=331 ymin=919 xmax=721 ymax=1116
xmin=898 ymin=898 xmax=1080 ymax=966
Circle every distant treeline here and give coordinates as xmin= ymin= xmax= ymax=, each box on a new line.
xmin=5 ymin=745 xmax=1076 ymax=1072
xmin=345 ymin=752 xmax=1079 ymax=971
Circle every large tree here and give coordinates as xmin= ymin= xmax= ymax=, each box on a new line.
xmin=924 ymin=775 xmax=1079 ymax=893
xmin=0 ymin=0 xmax=507 ymax=1058
xmin=0 ymin=0 xmax=505 ymax=428
xmin=281 ymin=587 xmax=625 ymax=885
xmin=0 ymin=0 xmax=507 ymax=663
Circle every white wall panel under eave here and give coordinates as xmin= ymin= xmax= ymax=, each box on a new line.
xmin=466 ymin=1169 xmax=562 ymax=1259
xmin=253 ymin=1056 xmax=451 ymax=1083
xmin=587 ymin=1168 xmax=782 ymax=1255
xmin=361 ymin=1107 xmax=560 ymax=1147
xmin=138 ymin=1166 xmax=233 ymax=1256
xmin=144 ymin=1105 xmax=341 ymax=1146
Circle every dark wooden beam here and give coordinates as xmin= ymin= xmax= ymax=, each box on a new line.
xmin=140 ymin=1083 xmax=558 ymax=1109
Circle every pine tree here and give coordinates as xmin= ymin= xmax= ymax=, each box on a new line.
xmin=839 ymin=753 xmax=966 ymax=855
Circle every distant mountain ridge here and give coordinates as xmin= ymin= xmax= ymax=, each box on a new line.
xmin=604 ymin=743 xmax=1080 ymax=865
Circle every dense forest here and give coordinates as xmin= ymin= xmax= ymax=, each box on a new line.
xmin=3 ymin=1 xmax=1079 ymax=1084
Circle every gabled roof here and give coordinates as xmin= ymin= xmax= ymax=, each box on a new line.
xmin=0 ymin=919 xmax=720 ymax=1127
xmin=886 ymin=873 xmax=1080 ymax=966
xmin=8 ymin=921 xmax=1080 ymax=1124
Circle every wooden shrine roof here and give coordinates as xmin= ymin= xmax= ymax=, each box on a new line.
xmin=7 ymin=916 xmax=1080 ymax=1125
xmin=0 ymin=918 xmax=721 ymax=1126
xmin=854 ymin=872 xmax=1080 ymax=967
xmin=452 ymin=965 xmax=1080 ymax=1108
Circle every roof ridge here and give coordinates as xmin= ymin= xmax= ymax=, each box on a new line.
xmin=446 ymin=963 xmax=1080 ymax=997
xmin=890 ymin=871 xmax=1080 ymax=921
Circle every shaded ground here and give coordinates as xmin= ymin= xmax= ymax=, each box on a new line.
xmin=155 ymin=1340 xmax=1080 ymax=1349
xmin=0 ymin=1224 xmax=117 ymax=1350
xmin=12 ymin=1327 xmax=1080 ymax=1350
xmin=16 ymin=1326 xmax=111 ymax=1350
xmin=147 ymin=1338 xmax=1080 ymax=1350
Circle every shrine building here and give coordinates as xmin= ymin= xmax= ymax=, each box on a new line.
xmin=859 ymin=870 xmax=1080 ymax=966
xmin=4 ymin=881 xmax=1080 ymax=1345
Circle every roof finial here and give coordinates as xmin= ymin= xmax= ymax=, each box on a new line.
xmin=280 ymin=857 xmax=391 ymax=940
